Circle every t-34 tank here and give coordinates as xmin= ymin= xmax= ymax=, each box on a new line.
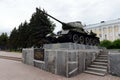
xmin=40 ymin=10 xmax=100 ymax=45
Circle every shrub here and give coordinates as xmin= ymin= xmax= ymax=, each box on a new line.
xmin=112 ymin=39 xmax=120 ymax=49
xmin=100 ymin=40 xmax=112 ymax=49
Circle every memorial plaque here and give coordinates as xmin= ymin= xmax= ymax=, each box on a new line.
xmin=34 ymin=49 xmax=44 ymax=61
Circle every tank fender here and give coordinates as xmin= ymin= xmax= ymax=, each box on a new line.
xmin=61 ymin=30 xmax=69 ymax=34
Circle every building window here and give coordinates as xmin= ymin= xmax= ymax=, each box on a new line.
xmin=99 ymin=28 xmax=101 ymax=32
xmin=118 ymin=34 xmax=120 ymax=37
xmin=99 ymin=34 xmax=102 ymax=37
xmin=103 ymin=28 xmax=107 ymax=34
xmin=105 ymin=34 xmax=107 ymax=39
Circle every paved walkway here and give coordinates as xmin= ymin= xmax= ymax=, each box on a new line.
xmin=0 ymin=51 xmax=22 ymax=58
xmin=0 ymin=51 xmax=119 ymax=80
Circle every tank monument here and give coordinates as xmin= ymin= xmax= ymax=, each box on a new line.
xmin=44 ymin=10 xmax=100 ymax=45
xmin=22 ymin=10 xmax=109 ymax=77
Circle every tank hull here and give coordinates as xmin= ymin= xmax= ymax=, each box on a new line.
xmin=47 ymin=30 xmax=100 ymax=46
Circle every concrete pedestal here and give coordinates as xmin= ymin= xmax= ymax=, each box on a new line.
xmin=22 ymin=48 xmax=34 ymax=66
xmin=22 ymin=43 xmax=103 ymax=77
xmin=109 ymin=53 xmax=120 ymax=77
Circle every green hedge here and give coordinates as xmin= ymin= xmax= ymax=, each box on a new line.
xmin=112 ymin=39 xmax=120 ymax=49
xmin=100 ymin=40 xmax=112 ymax=49
xmin=100 ymin=39 xmax=120 ymax=49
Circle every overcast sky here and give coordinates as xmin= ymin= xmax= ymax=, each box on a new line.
xmin=0 ymin=0 xmax=120 ymax=35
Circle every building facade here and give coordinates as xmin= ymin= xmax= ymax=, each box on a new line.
xmin=84 ymin=19 xmax=120 ymax=41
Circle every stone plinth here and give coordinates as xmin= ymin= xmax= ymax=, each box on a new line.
xmin=22 ymin=48 xmax=34 ymax=66
xmin=43 ymin=43 xmax=101 ymax=77
xmin=22 ymin=43 xmax=104 ymax=77
xmin=109 ymin=53 xmax=120 ymax=76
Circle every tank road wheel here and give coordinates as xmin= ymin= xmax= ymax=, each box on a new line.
xmin=89 ymin=38 xmax=92 ymax=45
xmin=96 ymin=40 xmax=99 ymax=46
xmin=79 ymin=36 xmax=84 ymax=44
xmin=92 ymin=39 xmax=96 ymax=46
xmin=93 ymin=39 xmax=99 ymax=46
xmin=72 ymin=34 xmax=79 ymax=43
xmin=85 ymin=37 xmax=89 ymax=45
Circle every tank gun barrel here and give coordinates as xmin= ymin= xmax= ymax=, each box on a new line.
xmin=39 ymin=9 xmax=66 ymax=25
xmin=39 ymin=9 xmax=79 ymax=30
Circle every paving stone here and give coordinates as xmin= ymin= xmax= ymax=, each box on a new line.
xmin=0 ymin=51 xmax=119 ymax=80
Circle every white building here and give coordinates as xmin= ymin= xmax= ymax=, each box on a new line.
xmin=84 ymin=19 xmax=120 ymax=41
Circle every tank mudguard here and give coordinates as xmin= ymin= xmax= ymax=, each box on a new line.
xmin=61 ymin=30 xmax=69 ymax=34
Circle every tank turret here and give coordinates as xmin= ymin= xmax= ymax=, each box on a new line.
xmin=39 ymin=9 xmax=100 ymax=45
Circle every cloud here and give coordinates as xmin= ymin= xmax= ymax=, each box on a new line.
xmin=81 ymin=0 xmax=120 ymax=24
xmin=0 ymin=0 xmax=120 ymax=34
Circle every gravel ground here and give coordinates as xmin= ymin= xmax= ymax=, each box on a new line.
xmin=0 ymin=51 xmax=119 ymax=80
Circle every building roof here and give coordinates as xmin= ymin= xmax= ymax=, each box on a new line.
xmin=85 ymin=18 xmax=120 ymax=29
